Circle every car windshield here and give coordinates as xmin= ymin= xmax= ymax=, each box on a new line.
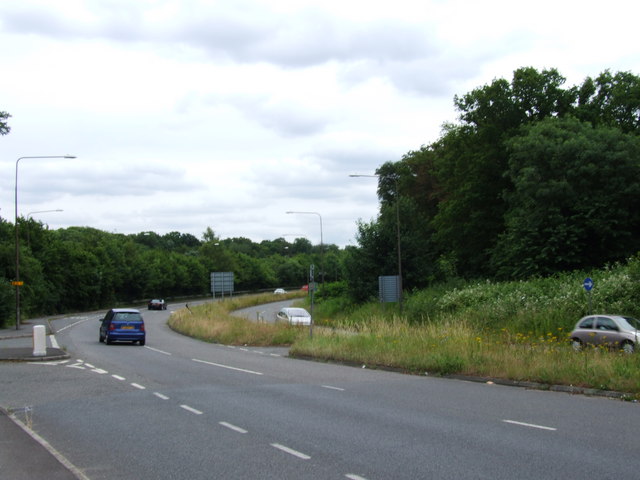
xmin=620 ymin=316 xmax=640 ymax=330
xmin=114 ymin=312 xmax=142 ymax=322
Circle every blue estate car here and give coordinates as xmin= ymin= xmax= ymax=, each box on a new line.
xmin=99 ymin=308 xmax=146 ymax=346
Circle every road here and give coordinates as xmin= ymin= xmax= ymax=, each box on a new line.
xmin=2 ymin=302 xmax=639 ymax=479
xmin=230 ymin=298 xmax=293 ymax=324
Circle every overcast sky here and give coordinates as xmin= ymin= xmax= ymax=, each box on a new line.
xmin=1 ymin=0 xmax=638 ymax=247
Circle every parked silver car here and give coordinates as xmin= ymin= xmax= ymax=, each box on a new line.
xmin=569 ymin=315 xmax=640 ymax=353
xmin=276 ymin=307 xmax=311 ymax=326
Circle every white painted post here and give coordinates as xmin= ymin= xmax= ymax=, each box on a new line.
xmin=32 ymin=325 xmax=46 ymax=356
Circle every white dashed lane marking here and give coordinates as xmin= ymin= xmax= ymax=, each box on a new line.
xmin=503 ymin=419 xmax=557 ymax=431
xmin=271 ymin=443 xmax=311 ymax=460
xmin=192 ymin=358 xmax=263 ymax=376
xmin=219 ymin=421 xmax=248 ymax=434
xmin=180 ymin=405 xmax=203 ymax=415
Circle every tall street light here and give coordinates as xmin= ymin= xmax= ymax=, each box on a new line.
xmin=350 ymin=174 xmax=403 ymax=312
xmin=15 ymin=155 xmax=76 ymax=330
xmin=26 ymin=209 xmax=63 ymax=247
xmin=286 ymin=211 xmax=324 ymax=287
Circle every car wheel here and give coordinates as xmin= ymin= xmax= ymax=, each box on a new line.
xmin=104 ymin=334 xmax=111 ymax=345
xmin=99 ymin=333 xmax=104 ymax=343
xmin=621 ymin=341 xmax=635 ymax=354
xmin=139 ymin=338 xmax=146 ymax=346
xmin=571 ymin=338 xmax=583 ymax=352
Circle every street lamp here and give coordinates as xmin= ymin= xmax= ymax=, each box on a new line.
xmin=350 ymin=174 xmax=403 ymax=312
xmin=26 ymin=209 xmax=63 ymax=247
xmin=286 ymin=211 xmax=324 ymax=287
xmin=27 ymin=209 xmax=64 ymax=217
xmin=15 ymin=155 xmax=76 ymax=330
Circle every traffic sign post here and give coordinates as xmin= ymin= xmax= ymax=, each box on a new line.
xmin=211 ymin=272 xmax=234 ymax=300
xmin=583 ymin=277 xmax=594 ymax=314
xmin=308 ymin=265 xmax=314 ymax=339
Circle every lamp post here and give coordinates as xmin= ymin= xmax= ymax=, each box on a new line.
xmin=286 ymin=211 xmax=324 ymax=288
xmin=26 ymin=209 xmax=63 ymax=247
xmin=350 ymin=174 xmax=403 ymax=312
xmin=15 ymin=155 xmax=76 ymax=330
xmin=27 ymin=209 xmax=64 ymax=217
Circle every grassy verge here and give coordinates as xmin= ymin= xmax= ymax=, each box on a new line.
xmin=289 ymin=316 xmax=640 ymax=397
xmin=168 ymin=291 xmax=308 ymax=346
xmin=167 ymin=262 xmax=640 ymax=398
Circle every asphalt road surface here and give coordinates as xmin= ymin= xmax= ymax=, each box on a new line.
xmin=2 ymin=302 xmax=640 ymax=479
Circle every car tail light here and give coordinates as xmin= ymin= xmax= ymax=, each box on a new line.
xmin=140 ymin=324 xmax=145 ymax=332
xmin=109 ymin=323 xmax=116 ymax=331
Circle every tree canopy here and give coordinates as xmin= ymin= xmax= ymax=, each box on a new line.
xmin=345 ymin=67 xmax=640 ymax=294
xmin=0 ymin=221 xmax=341 ymax=327
xmin=0 ymin=110 xmax=10 ymax=136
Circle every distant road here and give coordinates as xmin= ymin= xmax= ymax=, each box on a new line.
xmin=231 ymin=299 xmax=296 ymax=323
xmin=1 ymin=301 xmax=639 ymax=479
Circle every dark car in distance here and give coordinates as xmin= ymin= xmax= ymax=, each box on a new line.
xmin=148 ymin=298 xmax=167 ymax=310
xmin=99 ymin=308 xmax=146 ymax=346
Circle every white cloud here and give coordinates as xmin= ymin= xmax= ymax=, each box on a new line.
xmin=0 ymin=0 xmax=639 ymax=246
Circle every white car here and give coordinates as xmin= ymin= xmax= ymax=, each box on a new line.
xmin=570 ymin=314 xmax=640 ymax=353
xmin=274 ymin=288 xmax=286 ymax=294
xmin=276 ymin=307 xmax=311 ymax=326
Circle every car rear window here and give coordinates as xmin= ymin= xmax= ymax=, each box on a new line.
xmin=621 ymin=316 xmax=640 ymax=330
xmin=114 ymin=312 xmax=142 ymax=322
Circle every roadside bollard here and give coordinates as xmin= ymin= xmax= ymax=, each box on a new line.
xmin=32 ymin=325 xmax=46 ymax=356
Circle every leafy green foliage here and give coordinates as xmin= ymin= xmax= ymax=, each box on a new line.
xmin=353 ymin=67 xmax=640 ymax=290
xmin=492 ymin=117 xmax=640 ymax=277
xmin=0 ymin=219 xmax=343 ymax=325
xmin=0 ymin=110 xmax=10 ymax=136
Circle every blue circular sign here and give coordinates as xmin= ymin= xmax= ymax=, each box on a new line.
xmin=583 ymin=277 xmax=594 ymax=291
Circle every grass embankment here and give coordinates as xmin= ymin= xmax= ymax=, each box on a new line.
xmin=168 ymin=262 xmax=640 ymax=398
xmin=290 ymin=317 xmax=640 ymax=395
xmin=293 ymin=266 xmax=640 ymax=397
xmin=168 ymin=291 xmax=308 ymax=346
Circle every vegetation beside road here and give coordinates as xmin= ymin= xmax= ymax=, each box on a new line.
xmin=171 ymin=259 xmax=640 ymax=398
xmin=168 ymin=290 xmax=308 ymax=346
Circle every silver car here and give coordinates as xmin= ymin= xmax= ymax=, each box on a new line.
xmin=570 ymin=315 xmax=640 ymax=353
xmin=276 ymin=307 xmax=311 ymax=326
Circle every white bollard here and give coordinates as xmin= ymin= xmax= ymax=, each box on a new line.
xmin=32 ymin=325 xmax=47 ymax=356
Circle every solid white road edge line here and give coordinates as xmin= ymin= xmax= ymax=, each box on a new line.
xmin=56 ymin=318 xmax=90 ymax=333
xmin=270 ymin=443 xmax=311 ymax=460
xmin=503 ymin=419 xmax=557 ymax=431
xmin=219 ymin=421 xmax=248 ymax=434
xmin=192 ymin=358 xmax=263 ymax=375
xmin=7 ymin=412 xmax=90 ymax=480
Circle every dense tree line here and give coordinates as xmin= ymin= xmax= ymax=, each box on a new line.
xmin=0 ymin=219 xmax=342 ymax=327
xmin=4 ymin=67 xmax=640 ymax=318
xmin=345 ymin=68 xmax=640 ymax=301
